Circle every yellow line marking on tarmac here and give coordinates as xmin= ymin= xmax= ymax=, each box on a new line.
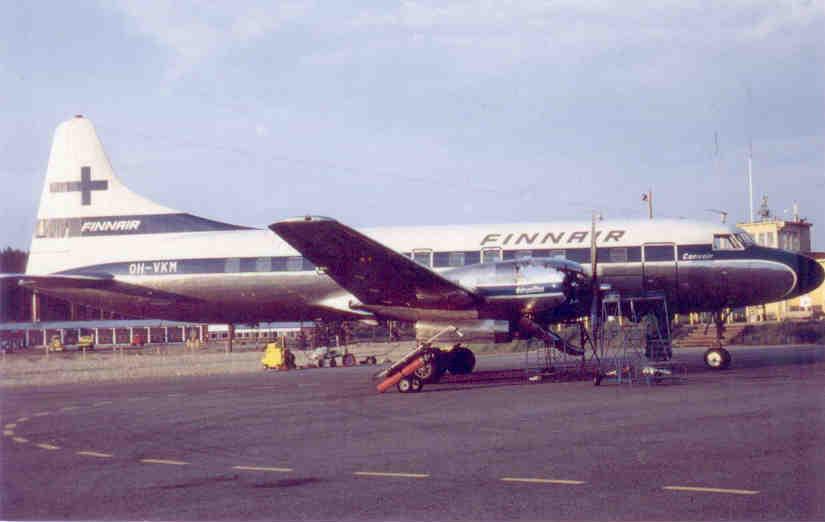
xmin=4 ymin=423 xmax=16 ymax=429
xmin=32 ymin=412 xmax=50 ymax=417
xmin=4 ymin=430 xmax=15 ymax=436
xmin=61 ymin=406 xmax=79 ymax=411
xmin=35 ymin=443 xmax=60 ymax=450
xmin=127 ymin=397 xmax=149 ymax=402
xmin=12 ymin=437 xmax=28 ymax=444
xmin=93 ymin=401 xmax=112 ymax=407
xmin=354 ymin=471 xmax=430 ymax=479
xmin=16 ymin=417 xmax=29 ymax=423
xmin=77 ymin=451 xmax=113 ymax=458
xmin=501 ymin=477 xmax=587 ymax=485
xmin=140 ymin=459 xmax=188 ymax=466
xmin=232 ymin=466 xmax=293 ymax=473
xmin=663 ymin=486 xmax=758 ymax=496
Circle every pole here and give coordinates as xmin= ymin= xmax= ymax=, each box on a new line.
xmin=590 ymin=211 xmax=600 ymax=354
xmin=31 ymin=291 xmax=39 ymax=323
xmin=748 ymin=153 xmax=754 ymax=222
xmin=647 ymin=189 xmax=653 ymax=219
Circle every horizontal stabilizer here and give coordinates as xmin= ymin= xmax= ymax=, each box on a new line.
xmin=1 ymin=273 xmax=202 ymax=303
xmin=269 ymin=216 xmax=478 ymax=310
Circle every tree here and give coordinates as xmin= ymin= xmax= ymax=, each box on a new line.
xmin=1 ymin=248 xmax=29 ymax=321
xmin=0 ymin=247 xmax=27 ymax=273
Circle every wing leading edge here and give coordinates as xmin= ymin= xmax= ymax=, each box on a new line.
xmin=269 ymin=217 xmax=478 ymax=310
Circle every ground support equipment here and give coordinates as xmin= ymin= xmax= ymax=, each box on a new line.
xmin=592 ymin=293 xmax=683 ymax=386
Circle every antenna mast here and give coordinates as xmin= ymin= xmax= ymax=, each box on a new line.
xmin=746 ymin=87 xmax=754 ymax=222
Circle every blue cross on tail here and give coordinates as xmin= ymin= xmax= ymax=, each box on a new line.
xmin=49 ymin=166 xmax=109 ymax=206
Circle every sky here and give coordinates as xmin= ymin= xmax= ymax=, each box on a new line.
xmin=1 ymin=1 xmax=823 ymax=251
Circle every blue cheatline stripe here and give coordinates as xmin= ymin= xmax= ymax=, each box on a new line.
xmin=58 ymin=256 xmax=317 ymax=276
xmin=55 ymin=244 xmax=736 ymax=277
xmin=34 ymin=213 xmax=253 ymax=238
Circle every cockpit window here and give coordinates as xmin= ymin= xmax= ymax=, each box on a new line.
xmin=735 ymin=232 xmax=754 ymax=247
xmin=713 ymin=234 xmax=744 ymax=251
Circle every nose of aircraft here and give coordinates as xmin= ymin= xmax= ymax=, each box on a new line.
xmin=796 ymin=254 xmax=825 ymax=296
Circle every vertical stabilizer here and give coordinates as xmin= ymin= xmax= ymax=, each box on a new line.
xmin=36 ymin=115 xmax=175 ymax=220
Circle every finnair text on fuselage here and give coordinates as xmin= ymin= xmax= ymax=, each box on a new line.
xmin=480 ymin=230 xmax=626 ymax=246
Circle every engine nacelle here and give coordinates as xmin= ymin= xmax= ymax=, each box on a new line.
xmin=415 ymin=319 xmax=512 ymax=344
xmin=442 ymin=257 xmax=589 ymax=315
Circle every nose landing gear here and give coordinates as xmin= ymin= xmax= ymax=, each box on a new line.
xmin=703 ymin=346 xmax=731 ymax=370
xmin=704 ymin=311 xmax=732 ymax=370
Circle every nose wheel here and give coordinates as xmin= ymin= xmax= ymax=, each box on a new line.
xmin=703 ymin=347 xmax=731 ymax=370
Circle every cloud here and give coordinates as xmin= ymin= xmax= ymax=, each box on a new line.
xmin=105 ymin=0 xmax=313 ymax=79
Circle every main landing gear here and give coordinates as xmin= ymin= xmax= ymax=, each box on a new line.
xmin=380 ymin=344 xmax=477 ymax=394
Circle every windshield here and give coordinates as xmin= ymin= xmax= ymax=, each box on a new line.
xmin=735 ymin=232 xmax=755 ymax=247
xmin=713 ymin=234 xmax=744 ymax=251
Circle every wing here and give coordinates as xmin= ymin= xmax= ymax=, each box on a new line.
xmin=269 ymin=216 xmax=478 ymax=310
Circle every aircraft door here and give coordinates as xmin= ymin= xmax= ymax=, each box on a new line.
xmin=642 ymin=243 xmax=678 ymax=304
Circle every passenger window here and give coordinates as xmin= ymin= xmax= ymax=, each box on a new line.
xmin=224 ymin=258 xmax=240 ymax=273
xmin=255 ymin=257 xmax=271 ymax=272
xmin=609 ymin=248 xmax=628 ymax=263
xmin=482 ymin=248 xmax=502 ymax=264
xmin=286 ymin=256 xmax=304 ymax=271
xmin=448 ymin=252 xmax=465 ymax=267
xmin=413 ymin=250 xmax=432 ymax=267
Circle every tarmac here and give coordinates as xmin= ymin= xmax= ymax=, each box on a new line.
xmin=1 ymin=344 xmax=824 ymax=521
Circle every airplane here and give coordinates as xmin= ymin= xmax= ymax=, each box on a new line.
xmin=4 ymin=116 xmax=823 ymax=380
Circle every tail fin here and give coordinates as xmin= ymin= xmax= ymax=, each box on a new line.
xmin=36 ymin=115 xmax=175 ymax=222
xmin=28 ymin=116 xmax=248 ymax=275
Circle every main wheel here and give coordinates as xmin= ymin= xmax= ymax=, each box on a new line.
xmin=317 ymin=359 xmax=325 ymax=368
xmin=447 ymin=346 xmax=476 ymax=375
xmin=397 ymin=377 xmax=413 ymax=393
xmin=414 ymin=349 xmax=444 ymax=383
xmin=342 ymin=353 xmax=356 ymax=367
xmin=704 ymin=347 xmax=731 ymax=370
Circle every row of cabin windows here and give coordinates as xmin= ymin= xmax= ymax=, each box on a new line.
xmin=404 ymin=245 xmax=681 ymax=267
xmin=217 ymin=245 xmax=692 ymax=273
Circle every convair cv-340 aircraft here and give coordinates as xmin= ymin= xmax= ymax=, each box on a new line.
xmin=7 ymin=116 xmax=824 ymax=373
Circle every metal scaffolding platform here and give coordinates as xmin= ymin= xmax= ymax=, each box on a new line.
xmin=593 ymin=293 xmax=686 ymax=386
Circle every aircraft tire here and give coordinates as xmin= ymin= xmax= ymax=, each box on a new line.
xmin=414 ymin=349 xmax=445 ymax=383
xmin=703 ymin=347 xmax=731 ymax=370
xmin=342 ymin=354 xmax=356 ymax=367
xmin=447 ymin=346 xmax=476 ymax=375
